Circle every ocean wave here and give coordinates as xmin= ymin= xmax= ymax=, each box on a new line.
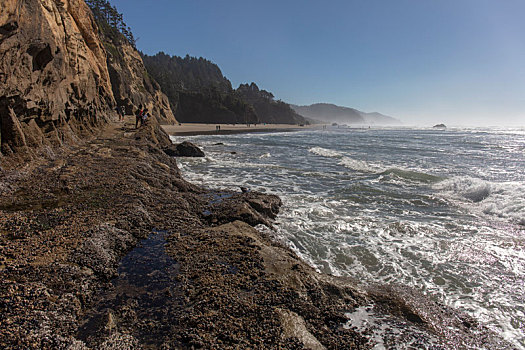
xmin=339 ymin=157 xmax=380 ymax=172
xmin=309 ymin=147 xmax=381 ymax=172
xmin=309 ymin=147 xmax=442 ymax=177
xmin=380 ymin=168 xmax=444 ymax=184
xmin=309 ymin=146 xmax=343 ymax=158
xmin=435 ymin=177 xmax=525 ymax=225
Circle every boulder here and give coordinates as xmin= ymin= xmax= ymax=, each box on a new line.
xmin=163 ymin=141 xmax=205 ymax=157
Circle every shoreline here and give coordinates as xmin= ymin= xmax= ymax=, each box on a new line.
xmin=161 ymin=123 xmax=318 ymax=136
xmin=0 ymin=118 xmax=513 ymax=349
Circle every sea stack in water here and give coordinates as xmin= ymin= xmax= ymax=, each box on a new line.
xmin=433 ymin=123 xmax=446 ymax=129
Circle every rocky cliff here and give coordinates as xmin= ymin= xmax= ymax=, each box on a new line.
xmin=102 ymin=37 xmax=176 ymax=124
xmin=0 ymin=0 xmax=116 ymax=157
xmin=0 ymin=0 xmax=177 ymax=159
xmin=143 ymin=52 xmax=256 ymax=124
xmin=237 ymin=83 xmax=308 ymax=125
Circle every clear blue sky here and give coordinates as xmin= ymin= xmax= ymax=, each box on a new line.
xmin=109 ymin=0 xmax=525 ymax=126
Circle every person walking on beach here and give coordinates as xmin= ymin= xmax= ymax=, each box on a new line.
xmin=135 ymin=105 xmax=144 ymax=129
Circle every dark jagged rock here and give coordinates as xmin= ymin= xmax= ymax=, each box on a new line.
xmin=433 ymin=123 xmax=447 ymax=128
xmin=199 ymin=191 xmax=281 ymax=227
xmin=163 ymin=141 xmax=205 ymax=157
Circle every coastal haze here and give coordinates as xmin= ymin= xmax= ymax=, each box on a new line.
xmin=291 ymin=103 xmax=402 ymax=126
xmin=2 ymin=0 xmax=525 ymax=349
xmin=176 ymin=127 xmax=525 ymax=349
xmin=111 ymin=0 xmax=525 ymax=126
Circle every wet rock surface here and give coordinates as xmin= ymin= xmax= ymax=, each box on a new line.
xmin=163 ymin=141 xmax=205 ymax=157
xmin=0 ymin=119 xmax=515 ymax=349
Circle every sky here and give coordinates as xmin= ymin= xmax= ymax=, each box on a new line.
xmin=109 ymin=0 xmax=525 ymax=126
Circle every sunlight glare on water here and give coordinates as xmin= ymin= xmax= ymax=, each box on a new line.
xmin=174 ymin=126 xmax=525 ymax=348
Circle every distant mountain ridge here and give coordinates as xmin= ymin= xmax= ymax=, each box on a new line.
xmin=292 ymin=103 xmax=401 ymax=125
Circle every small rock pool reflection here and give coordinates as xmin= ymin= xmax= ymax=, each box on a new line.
xmin=77 ymin=229 xmax=182 ymax=347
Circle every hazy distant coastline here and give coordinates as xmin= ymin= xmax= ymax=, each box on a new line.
xmin=292 ymin=103 xmax=402 ymax=126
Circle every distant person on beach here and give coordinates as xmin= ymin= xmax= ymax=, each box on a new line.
xmin=135 ymin=105 xmax=144 ymax=129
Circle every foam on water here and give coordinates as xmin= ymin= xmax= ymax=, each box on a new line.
xmin=343 ymin=305 xmax=441 ymax=349
xmin=309 ymin=146 xmax=383 ymax=172
xmin=435 ymin=176 xmax=525 ymax=225
xmin=309 ymin=146 xmax=342 ymax=158
xmin=174 ymin=127 xmax=525 ymax=348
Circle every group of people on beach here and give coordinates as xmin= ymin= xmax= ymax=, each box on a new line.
xmin=115 ymin=104 xmax=151 ymax=129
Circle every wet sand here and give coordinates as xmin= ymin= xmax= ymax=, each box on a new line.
xmin=161 ymin=123 xmax=317 ymax=136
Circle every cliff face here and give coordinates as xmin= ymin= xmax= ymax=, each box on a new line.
xmin=237 ymin=83 xmax=308 ymax=125
xmin=104 ymin=39 xmax=176 ymax=124
xmin=0 ymin=0 xmax=116 ymax=157
xmin=175 ymin=91 xmax=258 ymax=124
xmin=143 ymin=52 xmax=255 ymax=124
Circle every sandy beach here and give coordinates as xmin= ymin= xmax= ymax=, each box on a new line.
xmin=161 ymin=123 xmax=317 ymax=136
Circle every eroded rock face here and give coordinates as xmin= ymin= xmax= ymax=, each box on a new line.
xmin=0 ymin=0 xmax=117 ymax=156
xmin=104 ymin=39 xmax=176 ymax=125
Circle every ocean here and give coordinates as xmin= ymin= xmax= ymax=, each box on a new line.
xmin=171 ymin=126 xmax=525 ymax=348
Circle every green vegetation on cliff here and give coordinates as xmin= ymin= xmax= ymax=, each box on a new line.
xmin=143 ymin=53 xmax=307 ymax=124
xmin=85 ymin=0 xmax=176 ymax=124
xmin=237 ymin=83 xmax=308 ymax=125
xmin=143 ymin=53 xmax=257 ymax=124
xmin=85 ymin=0 xmax=135 ymax=47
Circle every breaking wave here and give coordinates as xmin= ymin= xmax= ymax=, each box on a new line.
xmin=309 ymin=147 xmax=381 ymax=172
xmin=435 ymin=176 xmax=525 ymax=225
xmin=380 ymin=168 xmax=444 ymax=184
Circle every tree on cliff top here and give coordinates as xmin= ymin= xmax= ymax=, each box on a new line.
xmin=237 ymin=83 xmax=308 ymax=125
xmin=85 ymin=0 xmax=136 ymax=47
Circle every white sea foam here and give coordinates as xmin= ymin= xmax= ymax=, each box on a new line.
xmin=344 ymin=304 xmax=440 ymax=349
xmin=435 ymin=176 xmax=525 ymax=225
xmin=177 ymin=128 xmax=525 ymax=348
xmin=309 ymin=147 xmax=382 ymax=172
xmin=309 ymin=146 xmax=342 ymax=158
xmin=339 ymin=157 xmax=381 ymax=172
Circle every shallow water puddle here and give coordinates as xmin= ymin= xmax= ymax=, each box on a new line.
xmin=201 ymin=191 xmax=234 ymax=216
xmin=77 ymin=229 xmax=182 ymax=346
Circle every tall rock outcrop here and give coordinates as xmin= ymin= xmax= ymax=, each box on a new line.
xmin=0 ymin=0 xmax=116 ymax=156
xmin=103 ymin=37 xmax=176 ymax=124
